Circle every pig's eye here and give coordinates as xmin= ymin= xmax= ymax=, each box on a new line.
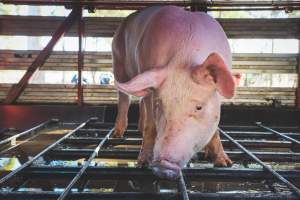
xmin=196 ymin=105 xmax=202 ymax=111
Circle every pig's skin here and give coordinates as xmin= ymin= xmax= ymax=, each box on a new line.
xmin=112 ymin=6 xmax=237 ymax=179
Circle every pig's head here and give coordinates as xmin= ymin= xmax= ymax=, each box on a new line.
xmin=115 ymin=53 xmax=240 ymax=179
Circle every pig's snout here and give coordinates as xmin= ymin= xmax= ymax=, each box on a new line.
xmin=151 ymin=159 xmax=181 ymax=180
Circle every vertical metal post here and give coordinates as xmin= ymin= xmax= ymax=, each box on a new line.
xmin=296 ymin=39 xmax=300 ymax=108
xmin=77 ymin=6 xmax=84 ymax=106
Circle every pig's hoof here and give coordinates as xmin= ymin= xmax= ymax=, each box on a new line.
xmin=112 ymin=125 xmax=126 ymax=138
xmin=137 ymin=152 xmax=152 ymax=168
xmin=112 ymin=130 xmax=124 ymax=138
xmin=213 ymin=154 xmax=233 ymax=167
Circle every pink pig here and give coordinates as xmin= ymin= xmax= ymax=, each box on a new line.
xmin=112 ymin=6 xmax=240 ymax=179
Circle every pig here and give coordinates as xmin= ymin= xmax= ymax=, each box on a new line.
xmin=112 ymin=6 xmax=240 ymax=179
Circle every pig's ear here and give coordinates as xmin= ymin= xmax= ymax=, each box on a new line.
xmin=232 ymin=72 xmax=241 ymax=87
xmin=114 ymin=67 xmax=167 ymax=97
xmin=191 ymin=52 xmax=236 ymax=99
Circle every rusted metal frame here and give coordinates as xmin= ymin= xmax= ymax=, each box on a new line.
xmin=4 ymin=8 xmax=80 ymax=104
xmin=0 ymin=117 xmax=95 ymax=186
xmin=256 ymin=122 xmax=300 ymax=146
xmin=0 ymin=119 xmax=58 ymax=146
xmin=57 ymin=127 xmax=114 ymax=200
xmin=77 ymin=6 xmax=84 ymax=106
xmin=219 ymin=128 xmax=300 ymax=197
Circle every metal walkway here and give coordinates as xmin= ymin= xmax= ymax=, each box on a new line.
xmin=0 ymin=118 xmax=299 ymax=200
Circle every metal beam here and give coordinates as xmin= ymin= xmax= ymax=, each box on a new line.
xmin=256 ymin=122 xmax=300 ymax=146
xmin=3 ymin=8 xmax=80 ymax=104
xmin=1 ymin=16 xmax=300 ymax=39
xmin=47 ymin=149 xmax=300 ymax=162
xmin=1 ymin=0 xmax=300 ymax=11
xmin=77 ymin=6 xmax=84 ymax=106
xmin=22 ymin=166 xmax=300 ymax=181
xmin=0 ymin=119 xmax=58 ymax=146
xmin=76 ymin=129 xmax=300 ymax=140
xmin=0 ymin=191 xmax=297 ymax=200
xmin=63 ymin=137 xmax=297 ymax=150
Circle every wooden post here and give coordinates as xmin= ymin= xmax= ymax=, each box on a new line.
xmin=4 ymin=8 xmax=80 ymax=104
xmin=77 ymin=7 xmax=84 ymax=106
xmin=296 ymin=39 xmax=300 ymax=108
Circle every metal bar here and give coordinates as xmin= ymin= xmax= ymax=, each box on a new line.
xmin=76 ymin=129 xmax=300 ymax=140
xmin=219 ymin=128 xmax=300 ymax=197
xmin=226 ymin=131 xmax=300 ymax=140
xmin=220 ymin=125 xmax=300 ymax=132
xmin=64 ymin=137 xmax=295 ymax=149
xmin=57 ymin=127 xmax=114 ymax=200
xmin=0 ymin=129 xmax=52 ymax=154
xmin=2 ymin=0 xmax=300 ymax=10
xmin=0 ymin=119 xmax=58 ymax=146
xmin=296 ymin=38 xmax=300 ymax=108
xmin=256 ymin=122 xmax=300 ymax=145
xmin=24 ymin=166 xmax=300 ymax=181
xmin=0 ymin=117 xmax=95 ymax=185
xmin=0 ymin=191 xmax=297 ymax=200
xmin=178 ymin=171 xmax=189 ymax=200
xmin=77 ymin=6 xmax=84 ymax=106
xmin=12 ymin=178 xmax=28 ymax=192
xmin=4 ymin=8 xmax=80 ymax=104
xmin=89 ymin=123 xmax=300 ymax=132
xmin=48 ymin=149 xmax=300 ymax=162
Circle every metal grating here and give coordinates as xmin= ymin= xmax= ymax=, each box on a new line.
xmin=0 ymin=118 xmax=299 ymax=200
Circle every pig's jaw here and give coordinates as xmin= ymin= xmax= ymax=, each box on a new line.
xmin=151 ymin=159 xmax=181 ymax=180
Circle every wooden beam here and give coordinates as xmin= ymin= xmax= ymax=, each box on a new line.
xmin=3 ymin=8 xmax=80 ymax=104
xmin=77 ymin=7 xmax=84 ymax=106
xmin=1 ymin=16 xmax=300 ymax=38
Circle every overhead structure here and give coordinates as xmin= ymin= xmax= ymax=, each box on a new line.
xmin=1 ymin=0 xmax=300 ymax=11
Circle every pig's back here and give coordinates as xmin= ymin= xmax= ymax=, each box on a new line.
xmin=112 ymin=6 xmax=231 ymax=82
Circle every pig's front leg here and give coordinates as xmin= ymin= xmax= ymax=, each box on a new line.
xmin=138 ymin=95 xmax=156 ymax=167
xmin=113 ymin=91 xmax=130 ymax=138
xmin=205 ymin=130 xmax=233 ymax=167
xmin=138 ymin=98 xmax=145 ymax=133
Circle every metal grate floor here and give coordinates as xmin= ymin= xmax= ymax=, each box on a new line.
xmin=0 ymin=118 xmax=299 ymax=200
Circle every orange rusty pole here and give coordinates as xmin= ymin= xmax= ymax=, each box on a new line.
xmin=77 ymin=6 xmax=84 ymax=105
